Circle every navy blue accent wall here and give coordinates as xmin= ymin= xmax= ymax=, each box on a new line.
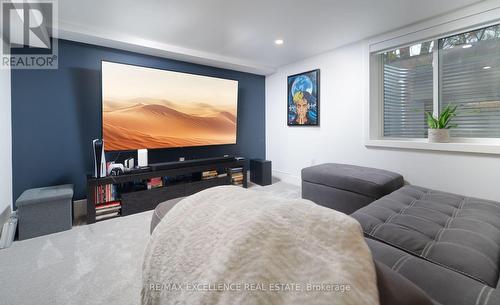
xmin=11 ymin=39 xmax=265 ymax=203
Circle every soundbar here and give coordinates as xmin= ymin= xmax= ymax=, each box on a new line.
xmin=149 ymin=156 xmax=237 ymax=171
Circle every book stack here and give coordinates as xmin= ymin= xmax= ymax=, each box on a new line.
xmin=95 ymin=184 xmax=121 ymax=221
xmin=202 ymin=170 xmax=218 ymax=180
xmin=147 ymin=177 xmax=163 ymax=189
xmin=95 ymin=201 xmax=121 ymax=221
xmin=95 ymin=184 xmax=118 ymax=204
xmin=229 ymin=167 xmax=244 ymax=186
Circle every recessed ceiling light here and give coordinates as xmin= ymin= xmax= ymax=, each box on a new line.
xmin=274 ymin=39 xmax=284 ymax=45
xmin=483 ymin=66 xmax=492 ymax=70
xmin=462 ymin=44 xmax=472 ymax=49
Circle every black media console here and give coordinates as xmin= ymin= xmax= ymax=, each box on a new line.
xmin=86 ymin=156 xmax=247 ymax=223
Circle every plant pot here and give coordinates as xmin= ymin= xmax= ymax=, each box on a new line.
xmin=428 ymin=129 xmax=450 ymax=143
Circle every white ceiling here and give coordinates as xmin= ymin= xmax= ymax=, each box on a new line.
xmin=57 ymin=0 xmax=484 ymax=74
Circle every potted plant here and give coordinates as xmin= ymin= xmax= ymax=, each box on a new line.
xmin=425 ymin=105 xmax=458 ymax=143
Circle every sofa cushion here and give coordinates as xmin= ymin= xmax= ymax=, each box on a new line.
xmin=374 ymin=260 xmax=434 ymax=305
xmin=301 ymin=163 xmax=403 ymax=199
xmin=352 ymin=185 xmax=500 ymax=288
xmin=367 ymin=238 xmax=500 ymax=305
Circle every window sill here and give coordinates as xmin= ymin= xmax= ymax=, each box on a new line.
xmin=365 ymin=138 xmax=500 ymax=155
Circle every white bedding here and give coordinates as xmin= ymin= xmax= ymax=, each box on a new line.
xmin=142 ymin=186 xmax=379 ymax=305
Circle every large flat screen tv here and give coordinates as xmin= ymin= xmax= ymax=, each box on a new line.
xmin=101 ymin=61 xmax=238 ymax=151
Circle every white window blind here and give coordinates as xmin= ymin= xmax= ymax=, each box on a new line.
xmin=439 ymin=24 xmax=500 ymax=138
xmin=383 ymin=43 xmax=434 ymax=138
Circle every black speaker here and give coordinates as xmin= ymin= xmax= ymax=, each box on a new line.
xmin=250 ymin=159 xmax=272 ymax=186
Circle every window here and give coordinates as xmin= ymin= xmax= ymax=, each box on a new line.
xmin=439 ymin=24 xmax=500 ymax=138
xmin=381 ymin=23 xmax=500 ymax=139
xmin=383 ymin=42 xmax=434 ymax=138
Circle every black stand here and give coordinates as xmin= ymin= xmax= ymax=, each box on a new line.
xmin=87 ymin=157 xmax=247 ymax=223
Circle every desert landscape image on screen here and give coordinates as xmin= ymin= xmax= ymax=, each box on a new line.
xmin=102 ymin=61 xmax=238 ymax=151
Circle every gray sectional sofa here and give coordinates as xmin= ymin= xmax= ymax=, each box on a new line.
xmin=351 ymin=185 xmax=500 ymax=305
xmin=150 ymin=189 xmax=436 ymax=305
xmin=303 ymin=163 xmax=500 ymax=305
xmin=148 ymin=163 xmax=500 ymax=305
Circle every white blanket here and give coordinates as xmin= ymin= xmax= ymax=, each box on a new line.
xmin=142 ymin=186 xmax=379 ymax=305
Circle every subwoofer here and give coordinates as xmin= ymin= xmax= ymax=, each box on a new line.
xmin=250 ymin=159 xmax=272 ymax=186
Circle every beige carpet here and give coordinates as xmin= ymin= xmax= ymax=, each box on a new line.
xmin=0 ymin=181 xmax=300 ymax=305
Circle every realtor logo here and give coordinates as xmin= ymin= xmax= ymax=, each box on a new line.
xmin=1 ymin=0 xmax=58 ymax=69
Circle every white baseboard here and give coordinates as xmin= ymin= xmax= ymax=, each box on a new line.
xmin=0 ymin=205 xmax=11 ymax=236
xmin=272 ymin=170 xmax=301 ymax=186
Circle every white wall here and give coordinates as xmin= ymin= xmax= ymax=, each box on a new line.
xmin=0 ymin=39 xmax=13 ymax=217
xmin=266 ymin=41 xmax=500 ymax=201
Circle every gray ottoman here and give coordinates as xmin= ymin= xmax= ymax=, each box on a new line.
xmin=16 ymin=184 xmax=73 ymax=240
xmin=301 ymin=164 xmax=403 ymax=214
